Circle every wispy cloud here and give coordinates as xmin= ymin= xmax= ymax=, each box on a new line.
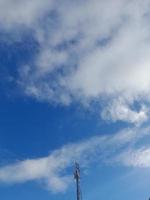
xmin=101 ymin=100 xmax=148 ymax=125
xmin=115 ymin=147 xmax=150 ymax=168
xmin=2 ymin=0 xmax=149 ymax=124
xmin=0 ymin=126 xmax=150 ymax=192
xmin=0 ymin=0 xmax=53 ymax=28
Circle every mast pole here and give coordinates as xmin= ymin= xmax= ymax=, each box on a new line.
xmin=74 ymin=162 xmax=81 ymax=200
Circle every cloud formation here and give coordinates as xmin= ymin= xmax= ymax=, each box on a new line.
xmin=1 ymin=0 xmax=150 ymax=124
xmin=0 ymin=0 xmax=53 ymax=28
xmin=0 ymin=126 xmax=150 ymax=192
xmin=115 ymin=148 xmax=150 ymax=168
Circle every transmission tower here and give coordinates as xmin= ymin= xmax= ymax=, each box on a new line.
xmin=74 ymin=162 xmax=81 ymax=200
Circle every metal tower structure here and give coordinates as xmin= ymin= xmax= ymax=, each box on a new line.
xmin=74 ymin=162 xmax=81 ymax=200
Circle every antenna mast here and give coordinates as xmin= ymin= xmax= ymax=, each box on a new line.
xmin=74 ymin=162 xmax=81 ymax=200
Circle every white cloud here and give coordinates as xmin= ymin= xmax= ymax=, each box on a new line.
xmin=101 ymin=100 xmax=149 ymax=125
xmin=1 ymin=0 xmax=150 ymax=123
xmin=0 ymin=0 xmax=53 ymax=28
xmin=0 ymin=126 xmax=150 ymax=192
xmin=115 ymin=148 xmax=150 ymax=168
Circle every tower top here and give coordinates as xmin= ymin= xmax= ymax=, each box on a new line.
xmin=74 ymin=162 xmax=80 ymax=180
xmin=74 ymin=162 xmax=81 ymax=200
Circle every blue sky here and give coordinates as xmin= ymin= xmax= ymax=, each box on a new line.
xmin=0 ymin=0 xmax=150 ymax=199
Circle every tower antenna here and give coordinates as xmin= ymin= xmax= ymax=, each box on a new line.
xmin=74 ymin=162 xmax=81 ymax=200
